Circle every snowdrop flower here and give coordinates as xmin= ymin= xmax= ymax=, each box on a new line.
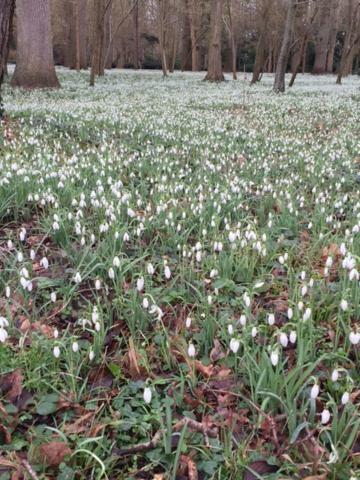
xmin=7 ymin=239 xmax=13 ymax=249
xmin=195 ymin=250 xmax=202 ymax=262
xmin=147 ymin=263 xmax=155 ymax=275
xmin=40 ymin=257 xmax=49 ymax=270
xmin=108 ymin=267 xmax=115 ymax=279
xmin=349 ymin=268 xmax=359 ymax=281
xmin=50 ymin=292 xmax=57 ymax=303
xmin=349 ymin=331 xmax=360 ymax=345
xmin=341 ymin=391 xmax=350 ymax=405
xmin=239 ymin=314 xmax=247 ymax=326
xmin=279 ymin=255 xmax=285 ymax=265
xmin=54 ymin=329 xmax=59 ymax=339
xmin=229 ymin=338 xmax=240 ymax=354
xmin=321 ymin=408 xmax=331 ymax=425
xmin=123 ymin=232 xmax=130 ymax=242
xmin=142 ymin=297 xmax=149 ymax=309
xmin=136 ymin=277 xmax=144 ymax=292
xmin=229 ymin=231 xmax=236 ymax=243
xmin=72 ymin=341 xmax=79 ymax=353
xmin=17 ymin=251 xmax=24 ymax=262
xmin=279 ymin=332 xmax=288 ymax=348
xmin=210 ymin=269 xmax=218 ymax=278
xmin=74 ymin=272 xmax=82 ymax=284
xmin=251 ymin=326 xmax=258 ymax=338
xmin=207 ymin=295 xmax=212 ymax=305
xmin=243 ymin=293 xmax=251 ymax=308
xmin=325 ymin=256 xmax=333 ymax=268
xmin=228 ymin=324 xmax=234 ymax=335
xmin=143 ymin=386 xmax=152 ymax=404
xmin=164 ymin=265 xmax=171 ymax=279
xmin=270 ymin=350 xmax=279 ymax=366
xmin=5 ymin=286 xmax=10 ymax=298
xmin=113 ymin=256 xmax=120 ymax=267
xmin=30 ymin=249 xmax=36 ymax=260
xmin=289 ymin=331 xmax=297 ymax=344
xmin=300 ymin=271 xmax=306 ymax=281
xmin=185 ymin=316 xmax=192 ymax=329
xmin=53 ymin=346 xmax=60 ymax=358
xmin=89 ymin=350 xmax=95 ymax=361
xmin=0 ymin=317 xmax=9 ymax=329
xmin=95 ymin=279 xmax=101 ymax=290
xmin=331 ymin=369 xmax=339 ymax=382
xmin=303 ymin=307 xmax=311 ymax=322
xmin=95 ymin=322 xmax=101 ymax=332
xmin=287 ymin=307 xmax=293 ymax=320
xmin=19 ymin=228 xmax=26 ymax=242
xmin=340 ymin=299 xmax=348 ymax=312
xmin=267 ymin=313 xmax=275 ymax=326
xmin=301 ymin=285 xmax=307 ymax=297
xmin=310 ymin=383 xmax=319 ymax=399
xmin=187 ymin=342 xmax=196 ymax=358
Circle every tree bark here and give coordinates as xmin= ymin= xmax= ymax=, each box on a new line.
xmin=204 ymin=0 xmax=224 ymax=81
xmin=336 ymin=0 xmax=360 ymax=84
xmin=133 ymin=0 xmax=140 ymax=69
xmin=0 ymin=0 xmax=14 ymax=86
xmin=226 ymin=0 xmax=237 ymax=79
xmin=11 ymin=0 xmax=60 ymax=88
xmin=312 ymin=0 xmax=333 ymax=74
xmin=251 ymin=0 xmax=270 ymax=84
xmin=273 ymin=0 xmax=296 ymax=93
xmin=187 ymin=0 xmax=201 ymax=71
xmin=158 ymin=0 xmax=168 ymax=76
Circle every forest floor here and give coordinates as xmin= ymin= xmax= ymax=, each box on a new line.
xmin=0 ymin=70 xmax=360 ymax=480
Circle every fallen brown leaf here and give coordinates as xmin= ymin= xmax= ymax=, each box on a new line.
xmin=39 ymin=441 xmax=72 ymax=466
xmin=1 ymin=370 xmax=23 ymax=403
xmin=244 ymin=460 xmax=278 ymax=480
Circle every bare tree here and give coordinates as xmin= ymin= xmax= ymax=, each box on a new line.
xmin=224 ymin=0 xmax=237 ymax=79
xmin=273 ymin=0 xmax=296 ymax=93
xmin=313 ymin=0 xmax=335 ymax=74
xmin=336 ymin=0 xmax=360 ymax=84
xmin=158 ymin=0 xmax=168 ymax=76
xmin=0 ymin=0 xmax=14 ymax=86
xmin=204 ymin=0 xmax=224 ymax=81
xmin=11 ymin=0 xmax=60 ymax=88
xmin=251 ymin=0 xmax=271 ymax=84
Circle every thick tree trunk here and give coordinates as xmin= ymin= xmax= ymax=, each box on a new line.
xmin=313 ymin=0 xmax=333 ymax=74
xmin=204 ymin=0 xmax=224 ymax=81
xmin=11 ymin=0 xmax=59 ymax=88
xmin=0 ymin=0 xmax=14 ymax=85
xmin=273 ymin=0 xmax=296 ymax=93
xmin=251 ymin=0 xmax=270 ymax=84
xmin=336 ymin=1 xmax=360 ymax=84
xmin=133 ymin=0 xmax=140 ymax=69
xmin=326 ymin=2 xmax=341 ymax=73
xmin=181 ymin=2 xmax=192 ymax=71
xmin=158 ymin=0 xmax=168 ymax=76
xmin=226 ymin=0 xmax=237 ymax=79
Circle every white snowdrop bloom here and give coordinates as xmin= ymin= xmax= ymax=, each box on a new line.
xmin=251 ymin=326 xmax=258 ymax=338
xmin=195 ymin=241 xmax=202 ymax=251
xmin=113 ymin=256 xmax=121 ymax=267
xmin=0 ymin=317 xmax=8 ymax=328
xmin=331 ymin=369 xmax=339 ymax=382
xmin=340 ymin=299 xmax=348 ymax=312
xmin=279 ymin=332 xmax=288 ymax=348
xmin=143 ymin=386 xmax=152 ymax=404
xmin=210 ymin=269 xmax=218 ymax=278
xmin=341 ymin=391 xmax=350 ymax=405
xmin=20 ymin=277 xmax=29 ymax=289
xmin=289 ymin=331 xmax=297 ymax=344
xmin=301 ymin=285 xmax=307 ymax=297
xmin=310 ymin=383 xmax=319 ymax=399
xmin=30 ymin=249 xmax=36 ymax=260
xmin=187 ymin=342 xmax=196 ymax=358
xmin=54 ymin=329 xmax=59 ymax=339
xmin=324 ymin=267 xmax=329 ymax=277
xmin=53 ymin=221 xmax=60 ymax=231
xmin=137 ymin=277 xmax=144 ymax=292
xmin=196 ymin=251 xmax=202 ymax=262
xmin=20 ymin=267 xmax=29 ymax=278
xmin=228 ymin=324 xmax=234 ymax=335
xmin=74 ymin=272 xmax=82 ymax=284
xmin=349 ymin=331 xmax=360 ymax=345
xmin=309 ymin=278 xmax=314 ymax=288
xmin=254 ymin=281 xmax=264 ymax=289
xmin=19 ymin=228 xmax=26 ymax=242
xmin=108 ymin=267 xmax=115 ymax=279
xmin=0 ymin=327 xmax=8 ymax=343
xmin=270 ymin=350 xmax=279 ymax=366
xmin=164 ymin=265 xmax=171 ymax=279
xmin=207 ymin=295 xmax=212 ymax=305
xmin=340 ymin=243 xmax=346 ymax=256
xmin=17 ymin=251 xmax=24 ymax=262
xmin=243 ymin=293 xmax=251 ymax=308
xmin=230 ymin=338 xmax=240 ymax=354
xmin=50 ymin=292 xmax=57 ymax=303
xmin=27 ymin=281 xmax=33 ymax=292
xmin=298 ymin=301 xmax=304 ymax=311
xmin=95 ymin=322 xmax=101 ymax=332
xmin=127 ymin=208 xmax=135 ymax=218
xmin=147 ymin=263 xmax=155 ymax=275
xmin=303 ymin=307 xmax=311 ymax=322
xmin=53 ymin=346 xmax=60 ymax=358
xmin=287 ymin=307 xmax=293 ymax=320
xmin=279 ymin=255 xmax=285 ymax=265
xmin=300 ymin=271 xmax=306 ymax=281
xmin=229 ymin=231 xmax=236 ymax=243
xmin=142 ymin=297 xmax=149 ymax=309
xmin=95 ymin=279 xmax=101 ymax=290
xmin=7 ymin=239 xmax=13 ymax=249
xmin=72 ymin=341 xmax=79 ymax=353
xmin=321 ymin=409 xmax=331 ymax=425
xmin=342 ymin=256 xmax=356 ymax=270
xmin=5 ymin=286 xmax=10 ymax=298
xmin=92 ymin=307 xmax=99 ymax=323
xmin=89 ymin=350 xmax=95 ymax=361
xmin=349 ymin=268 xmax=359 ymax=281
xmin=185 ymin=317 xmax=192 ymax=328
xmin=240 ymin=314 xmax=247 ymax=326
xmin=40 ymin=257 xmax=49 ymax=270
xmin=268 ymin=313 xmax=275 ymax=326
xmin=123 ymin=232 xmax=130 ymax=242
xmin=325 ymin=256 xmax=333 ymax=268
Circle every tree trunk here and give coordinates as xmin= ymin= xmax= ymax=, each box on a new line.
xmin=133 ymin=0 xmax=140 ymax=69
xmin=326 ymin=1 xmax=341 ymax=73
xmin=181 ymin=1 xmax=192 ymax=71
xmin=187 ymin=0 xmax=201 ymax=71
xmin=273 ymin=0 xmax=296 ymax=93
xmin=336 ymin=0 xmax=360 ymax=84
xmin=0 ymin=0 xmax=14 ymax=85
xmin=204 ymin=0 xmax=224 ymax=81
xmin=226 ymin=0 xmax=237 ymax=79
xmin=251 ymin=0 xmax=270 ymax=84
xmin=11 ymin=0 xmax=59 ymax=88
xmin=158 ymin=0 xmax=168 ymax=76
xmin=313 ymin=0 xmax=333 ymax=74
